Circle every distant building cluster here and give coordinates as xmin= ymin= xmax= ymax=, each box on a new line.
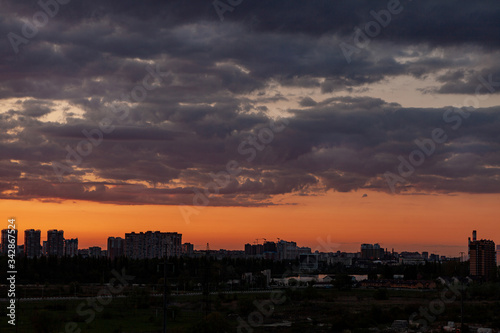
xmin=1 ymin=229 xmax=78 ymax=258
xmin=0 ymin=229 xmax=497 ymax=279
xmin=244 ymin=240 xmax=312 ymax=260
xmin=305 ymin=245 xmax=451 ymax=271
xmin=239 ymin=230 xmax=496 ymax=276
xmin=0 ymin=229 xmax=185 ymax=260
xmin=240 ymin=239 xmax=453 ymax=272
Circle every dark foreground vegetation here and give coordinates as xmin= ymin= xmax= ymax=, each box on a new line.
xmin=1 ymin=286 xmax=500 ymax=332
xmin=0 ymin=256 xmax=499 ymax=332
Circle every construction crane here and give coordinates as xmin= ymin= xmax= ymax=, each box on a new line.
xmin=254 ymin=238 xmax=267 ymax=244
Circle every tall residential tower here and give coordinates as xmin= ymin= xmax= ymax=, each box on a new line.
xmin=468 ymin=230 xmax=496 ymax=280
xmin=24 ymin=229 xmax=41 ymax=258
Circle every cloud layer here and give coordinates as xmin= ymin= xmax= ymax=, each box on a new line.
xmin=1 ymin=0 xmax=500 ymax=206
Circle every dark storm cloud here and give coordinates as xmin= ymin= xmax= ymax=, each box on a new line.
xmin=432 ymin=70 xmax=500 ymax=95
xmin=2 ymin=96 xmax=500 ymax=204
xmin=17 ymin=99 xmax=54 ymax=118
xmin=4 ymin=0 xmax=500 ymax=45
xmin=1 ymin=0 xmax=500 ymax=205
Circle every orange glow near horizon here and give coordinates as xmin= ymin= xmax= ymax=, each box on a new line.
xmin=1 ymin=190 xmax=499 ymax=257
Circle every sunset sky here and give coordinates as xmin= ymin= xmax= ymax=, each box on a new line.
xmin=1 ymin=1 xmax=500 ymax=257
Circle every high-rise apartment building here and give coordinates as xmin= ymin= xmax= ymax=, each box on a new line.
xmin=262 ymin=241 xmax=278 ymax=260
xmin=1 ymin=229 xmax=17 ymax=255
xmin=263 ymin=241 xmax=277 ymax=253
xmin=107 ymin=237 xmax=124 ymax=259
xmin=165 ymin=232 xmax=182 ymax=258
xmin=125 ymin=231 xmax=182 ymax=259
xmin=361 ymin=243 xmax=384 ymax=259
xmin=89 ymin=246 xmax=102 ymax=258
xmin=182 ymin=242 xmax=194 ymax=255
xmin=24 ymin=229 xmax=41 ymax=258
xmin=64 ymin=238 xmax=78 ymax=257
xmin=244 ymin=243 xmax=264 ymax=256
xmin=277 ymin=240 xmax=298 ymax=260
xmin=47 ymin=229 xmax=64 ymax=257
xmin=468 ymin=230 xmax=496 ymax=280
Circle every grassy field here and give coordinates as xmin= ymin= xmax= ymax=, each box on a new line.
xmin=0 ymin=288 xmax=498 ymax=332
